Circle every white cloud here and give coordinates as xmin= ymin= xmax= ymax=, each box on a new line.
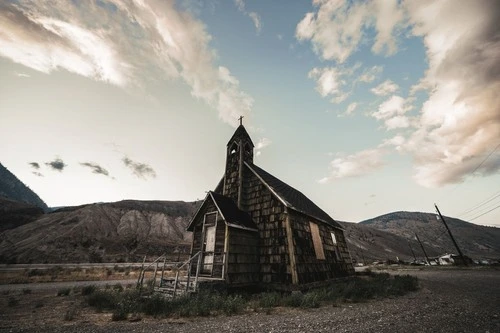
xmin=308 ymin=67 xmax=348 ymax=104
xmin=385 ymin=116 xmax=410 ymax=130
xmin=255 ymin=138 xmax=271 ymax=150
xmin=296 ymin=0 xmax=404 ymax=63
xmin=403 ymin=0 xmax=500 ymax=187
xmin=358 ymin=65 xmax=383 ymax=83
xmin=371 ymin=79 xmax=399 ymax=96
xmin=372 ymin=95 xmax=409 ymax=120
xmin=319 ymin=148 xmax=386 ymax=183
xmin=345 ymin=102 xmax=358 ymax=115
xmin=248 ymin=12 xmax=262 ymax=33
xmin=311 ymin=1 xmax=500 ymax=187
xmin=0 ymin=0 xmax=252 ymax=126
xmin=14 ymin=72 xmax=30 ymax=78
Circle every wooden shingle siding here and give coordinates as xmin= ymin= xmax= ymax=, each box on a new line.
xmin=241 ymin=168 xmax=291 ymax=284
xmin=227 ymin=227 xmax=259 ymax=284
xmin=289 ymin=212 xmax=353 ymax=284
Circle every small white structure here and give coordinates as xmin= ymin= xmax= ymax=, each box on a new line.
xmin=438 ymin=254 xmax=455 ymax=265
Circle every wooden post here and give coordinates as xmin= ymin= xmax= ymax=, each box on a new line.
xmin=185 ymin=256 xmax=193 ymax=294
xmin=407 ymin=239 xmax=417 ymax=262
xmin=435 ymin=204 xmax=467 ymax=266
xmin=136 ymin=255 xmax=146 ymax=290
xmin=159 ymin=256 xmax=167 ymax=288
xmin=194 ymin=252 xmax=202 ymax=292
xmin=173 ymin=269 xmax=179 ymax=299
xmin=415 ymin=233 xmax=430 ymax=265
xmin=152 ymin=261 xmax=158 ymax=290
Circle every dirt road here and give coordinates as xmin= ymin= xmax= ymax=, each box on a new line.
xmin=2 ymin=268 xmax=499 ymax=333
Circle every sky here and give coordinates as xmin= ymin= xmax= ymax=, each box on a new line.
xmin=0 ymin=0 xmax=499 ymax=226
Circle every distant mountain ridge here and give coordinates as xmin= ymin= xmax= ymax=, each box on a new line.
xmin=0 ymin=162 xmax=48 ymax=211
xmin=359 ymin=211 xmax=500 ymax=260
xmin=0 ymin=200 xmax=199 ymax=263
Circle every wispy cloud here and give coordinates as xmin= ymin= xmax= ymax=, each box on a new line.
xmin=357 ymin=65 xmax=383 ymax=83
xmin=80 ymin=162 xmax=110 ymax=177
xmin=28 ymin=162 xmax=40 ymax=169
xmin=32 ymin=172 xmax=44 ymax=177
xmin=318 ymin=148 xmax=386 ymax=183
xmin=15 ymin=72 xmax=30 ymax=78
xmin=234 ymin=0 xmax=262 ymax=34
xmin=123 ymin=157 xmax=156 ymax=180
xmin=308 ymin=67 xmax=349 ymax=104
xmin=371 ymin=79 xmax=399 ymax=96
xmin=45 ymin=158 xmax=66 ymax=172
xmin=0 ymin=0 xmax=252 ymax=126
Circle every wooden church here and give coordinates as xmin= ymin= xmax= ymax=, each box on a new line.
xmin=187 ymin=123 xmax=354 ymax=288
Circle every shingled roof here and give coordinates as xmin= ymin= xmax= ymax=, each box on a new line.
xmin=187 ymin=191 xmax=258 ymax=232
xmin=245 ymin=162 xmax=343 ymax=229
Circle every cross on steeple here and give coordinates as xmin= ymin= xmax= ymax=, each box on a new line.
xmin=238 ymin=115 xmax=244 ymax=126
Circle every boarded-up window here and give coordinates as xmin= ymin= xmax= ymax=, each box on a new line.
xmin=204 ymin=212 xmax=217 ymax=226
xmin=331 ymin=232 xmax=337 ymax=245
xmin=310 ymin=222 xmax=325 ymax=260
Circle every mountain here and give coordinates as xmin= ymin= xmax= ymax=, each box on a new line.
xmin=359 ymin=211 xmax=500 ymax=260
xmin=0 ymin=200 xmax=198 ymax=264
xmin=0 ymin=197 xmax=44 ymax=232
xmin=0 ymin=162 xmax=48 ymax=211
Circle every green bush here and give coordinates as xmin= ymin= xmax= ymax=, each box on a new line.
xmin=258 ymin=292 xmax=281 ymax=308
xmin=86 ymin=290 xmax=117 ymax=312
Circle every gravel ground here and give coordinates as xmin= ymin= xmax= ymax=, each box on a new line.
xmin=2 ymin=268 xmax=499 ymax=333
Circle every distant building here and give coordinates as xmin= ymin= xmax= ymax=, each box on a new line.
xmin=187 ymin=123 xmax=354 ymax=288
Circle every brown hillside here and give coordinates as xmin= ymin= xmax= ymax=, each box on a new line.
xmin=0 ymin=200 xmax=198 ymax=264
xmin=360 ymin=211 xmax=500 ymax=259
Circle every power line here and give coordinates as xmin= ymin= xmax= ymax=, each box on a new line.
xmin=461 ymin=198 xmax=500 ymax=220
xmin=440 ymin=142 xmax=500 ymax=214
xmin=457 ymin=191 xmax=500 ymax=217
xmin=469 ymin=203 xmax=500 ymax=221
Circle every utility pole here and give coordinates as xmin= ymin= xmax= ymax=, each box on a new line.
xmin=407 ymin=239 xmax=417 ymax=262
xmin=434 ymin=204 xmax=467 ymax=266
xmin=415 ymin=233 xmax=430 ymax=265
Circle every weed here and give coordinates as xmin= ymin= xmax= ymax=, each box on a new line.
xmin=258 ymin=292 xmax=281 ymax=309
xmin=22 ymin=288 xmax=32 ymax=295
xmin=86 ymin=290 xmax=117 ymax=312
xmin=57 ymin=288 xmax=71 ymax=296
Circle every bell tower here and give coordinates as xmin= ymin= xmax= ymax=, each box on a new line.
xmin=223 ymin=116 xmax=254 ymax=208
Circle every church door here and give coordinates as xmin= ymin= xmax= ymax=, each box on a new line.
xmin=202 ymin=212 xmax=217 ymax=275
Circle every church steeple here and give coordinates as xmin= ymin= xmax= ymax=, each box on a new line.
xmin=224 ymin=120 xmax=254 ymax=208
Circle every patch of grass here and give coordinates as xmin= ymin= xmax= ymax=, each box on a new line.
xmin=57 ymin=288 xmax=71 ymax=296
xmin=22 ymin=288 xmax=32 ymax=295
xmin=83 ymin=273 xmax=418 ymax=319
xmin=86 ymin=290 xmax=117 ymax=312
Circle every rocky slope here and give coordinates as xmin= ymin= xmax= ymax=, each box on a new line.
xmin=0 ymin=163 xmax=48 ymax=211
xmin=0 ymin=200 xmax=198 ymax=263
